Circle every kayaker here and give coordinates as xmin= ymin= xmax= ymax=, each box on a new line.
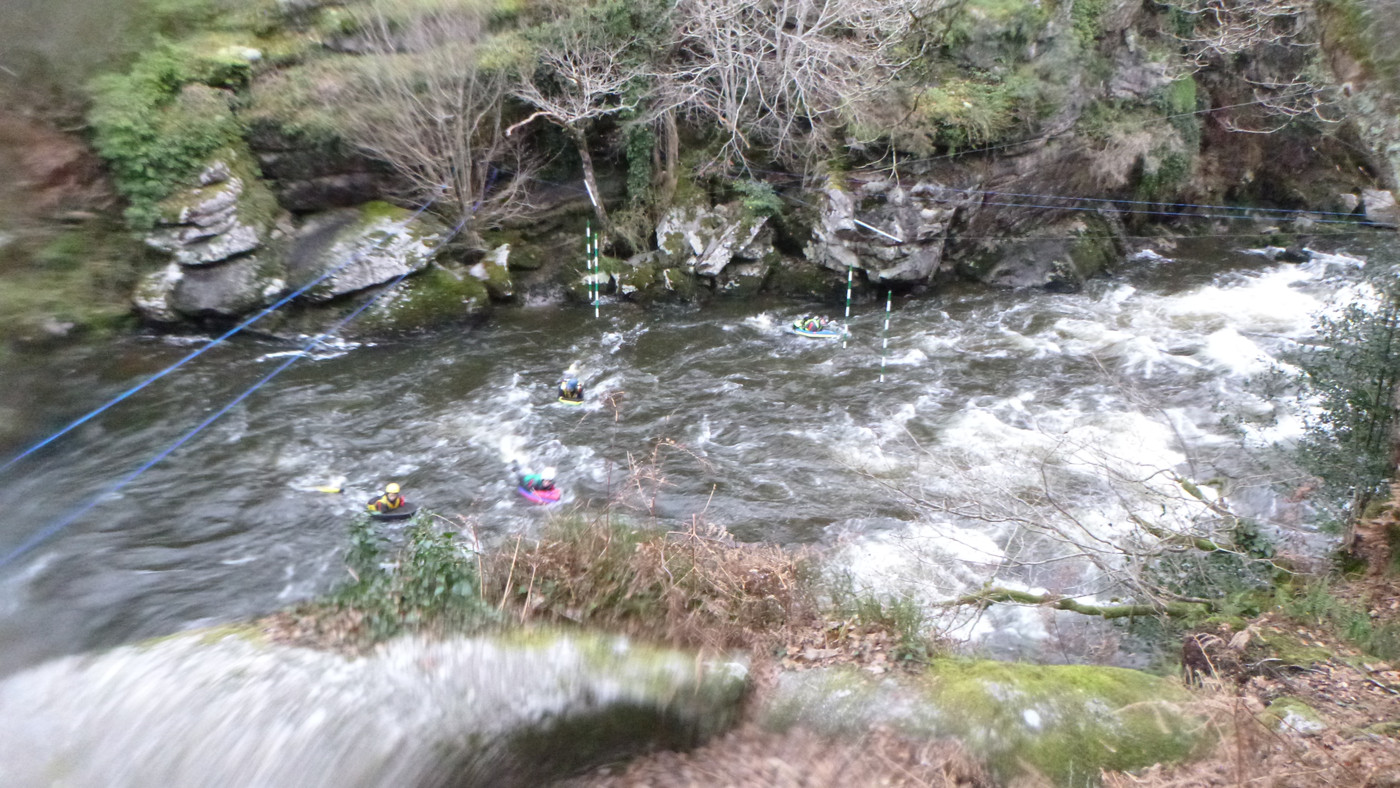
xmin=366 ymin=482 xmax=407 ymax=512
xmin=520 ymin=467 xmax=556 ymax=493
xmin=800 ymin=316 xmax=830 ymax=332
xmin=559 ymin=376 xmax=584 ymax=401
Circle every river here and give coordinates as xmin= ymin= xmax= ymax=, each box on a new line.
xmin=0 ymin=236 xmax=1386 ymax=675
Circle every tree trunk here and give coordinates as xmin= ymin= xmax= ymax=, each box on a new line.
xmin=945 ymin=587 xmax=1213 ymax=619
xmin=652 ymin=109 xmax=678 ymax=207
xmin=573 ymin=129 xmax=609 ymax=229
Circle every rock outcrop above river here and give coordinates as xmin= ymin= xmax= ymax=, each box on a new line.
xmin=656 ymin=202 xmax=774 ymax=277
xmin=806 ymin=179 xmax=981 ymax=282
xmin=0 ymin=629 xmax=747 ymax=788
xmin=57 ymin=0 xmax=1400 ymax=332
xmin=285 ymin=201 xmax=446 ymax=301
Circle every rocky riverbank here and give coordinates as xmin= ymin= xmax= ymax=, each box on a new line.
xmin=4 ymin=0 xmax=1397 ymax=343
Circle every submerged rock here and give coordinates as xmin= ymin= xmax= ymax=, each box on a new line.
xmin=764 ymin=659 xmax=1208 ymax=785
xmin=0 ymin=629 xmax=747 ymax=788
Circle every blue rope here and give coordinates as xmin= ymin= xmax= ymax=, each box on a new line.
xmin=0 ymin=211 xmax=470 ymax=569
xmin=0 ymin=191 xmax=444 ymax=478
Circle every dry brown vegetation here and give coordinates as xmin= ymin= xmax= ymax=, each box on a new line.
xmin=558 ymin=725 xmax=992 ymax=788
xmin=484 ymin=516 xmax=813 ymax=654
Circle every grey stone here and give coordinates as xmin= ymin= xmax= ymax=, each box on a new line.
xmin=805 ymin=178 xmax=978 ymax=282
xmin=655 ymin=202 xmax=771 ymax=277
xmin=1362 ymin=188 xmax=1399 ymax=227
xmin=169 ymin=255 xmax=287 ymax=318
xmin=132 ymin=263 xmax=182 ymax=323
xmin=285 ymin=202 xmax=447 ymax=301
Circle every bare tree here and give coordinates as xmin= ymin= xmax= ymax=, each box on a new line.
xmin=1164 ymin=0 xmax=1342 ymax=133
xmin=665 ymin=0 xmax=945 ymax=168
xmin=506 ymin=25 xmax=643 ymax=228
xmin=345 ymin=0 xmax=537 ymax=227
xmin=853 ymin=411 xmax=1300 ymax=623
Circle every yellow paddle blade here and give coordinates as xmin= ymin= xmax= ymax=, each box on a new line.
xmin=314 ymin=485 xmax=342 ymax=494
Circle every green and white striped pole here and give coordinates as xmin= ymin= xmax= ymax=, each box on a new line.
xmin=843 ymin=263 xmax=853 ymax=348
xmin=585 ymin=221 xmax=593 ymax=315
xmin=592 ymin=230 xmax=600 ymax=319
xmin=880 ymin=289 xmax=891 ymax=383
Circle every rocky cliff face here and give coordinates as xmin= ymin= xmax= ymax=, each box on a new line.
xmin=78 ymin=0 xmax=1400 ymax=330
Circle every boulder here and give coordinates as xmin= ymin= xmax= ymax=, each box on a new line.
xmin=132 ymin=263 xmax=183 ymax=323
xmin=715 ymin=260 xmax=771 ymax=298
xmin=1362 ymin=188 xmax=1399 ymax=227
xmin=285 ymin=202 xmax=447 ymax=302
xmin=805 ymin=179 xmax=980 ymax=282
xmin=958 ymin=214 xmax=1120 ymax=291
xmin=357 ymin=265 xmax=490 ymax=332
xmin=656 ymin=202 xmax=772 ymax=276
xmin=145 ymin=153 xmax=280 ymax=267
xmin=134 ymin=254 xmax=288 ymax=323
xmin=169 ymin=254 xmax=288 ymax=318
xmin=0 ymin=630 xmax=748 ymax=788
xmin=470 ymin=244 xmax=515 ymax=300
xmin=764 ymin=660 xmax=1208 ymax=786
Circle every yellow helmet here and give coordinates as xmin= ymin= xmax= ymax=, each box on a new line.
xmin=385 ymin=483 xmax=400 ymax=494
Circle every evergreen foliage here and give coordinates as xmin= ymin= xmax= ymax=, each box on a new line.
xmin=87 ymin=42 xmax=248 ymax=227
xmin=337 ymin=515 xmax=498 ymax=641
xmin=1291 ymin=269 xmax=1400 ymax=521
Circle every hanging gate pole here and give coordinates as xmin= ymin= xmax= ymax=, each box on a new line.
xmin=843 ymin=264 xmax=854 ymax=348
xmin=584 ymin=221 xmax=593 ymax=316
xmin=881 ymin=289 xmax=892 ymax=383
xmin=592 ymin=230 xmax=600 ymax=319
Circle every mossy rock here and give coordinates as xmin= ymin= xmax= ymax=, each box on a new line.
xmin=469 ymin=246 xmax=514 ymax=301
xmin=1261 ymin=696 xmax=1327 ymax=735
xmin=765 ymin=659 xmax=1210 ymax=786
xmin=358 ymin=264 xmax=488 ymax=332
xmin=764 ymin=259 xmax=841 ymax=298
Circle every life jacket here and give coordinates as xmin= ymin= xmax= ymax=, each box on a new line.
xmin=523 ymin=474 xmax=554 ymax=492
xmin=369 ymin=493 xmax=404 ymax=511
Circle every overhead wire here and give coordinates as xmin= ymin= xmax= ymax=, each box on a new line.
xmin=0 ymin=188 xmax=448 ymax=478
xmin=0 ymin=212 xmax=470 ymax=569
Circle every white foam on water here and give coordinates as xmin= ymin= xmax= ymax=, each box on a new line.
xmin=1198 ymin=327 xmax=1273 ymax=376
xmin=883 ymin=348 xmax=928 ymax=366
xmin=742 ymin=312 xmax=778 ymax=332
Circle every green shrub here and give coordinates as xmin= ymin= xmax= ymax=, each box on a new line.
xmin=1287 ymin=272 xmax=1400 ymax=521
xmin=731 ymin=179 xmax=783 ymax=218
xmin=88 ymin=42 xmax=248 ymax=227
xmin=1071 ymin=0 xmax=1110 ymax=48
xmin=336 ymin=514 xmax=498 ymax=642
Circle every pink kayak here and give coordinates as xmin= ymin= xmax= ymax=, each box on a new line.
xmin=517 ymin=486 xmax=561 ymax=505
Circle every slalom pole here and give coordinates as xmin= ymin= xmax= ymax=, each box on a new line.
xmin=880 ymin=289 xmax=891 ymax=383
xmin=592 ymin=230 xmax=600 ymax=319
xmin=843 ymin=263 xmax=853 ymax=348
xmin=585 ymin=221 xmax=593 ymax=316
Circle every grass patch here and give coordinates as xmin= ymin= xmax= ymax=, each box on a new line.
xmin=0 ymin=223 xmax=146 ymax=343
xmin=1277 ymin=579 xmax=1400 ymax=661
